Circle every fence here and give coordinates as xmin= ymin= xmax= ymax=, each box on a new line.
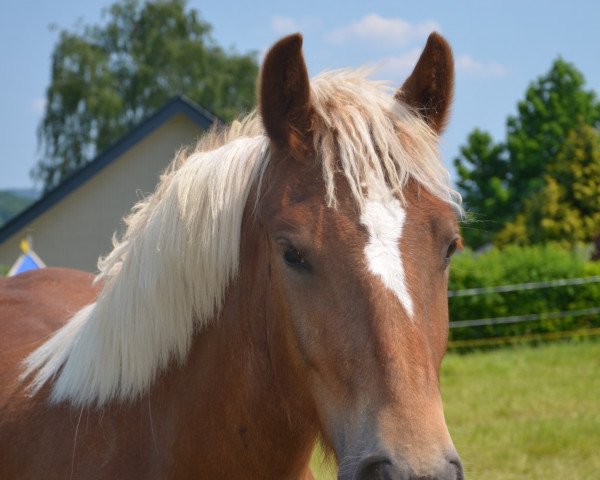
xmin=447 ymin=275 xmax=600 ymax=348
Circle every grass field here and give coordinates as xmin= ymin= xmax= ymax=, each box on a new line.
xmin=311 ymin=340 xmax=600 ymax=479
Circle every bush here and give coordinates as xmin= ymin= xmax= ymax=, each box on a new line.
xmin=0 ymin=264 xmax=7 ymax=276
xmin=448 ymin=244 xmax=600 ymax=343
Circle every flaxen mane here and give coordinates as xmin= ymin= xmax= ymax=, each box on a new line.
xmin=23 ymin=70 xmax=460 ymax=406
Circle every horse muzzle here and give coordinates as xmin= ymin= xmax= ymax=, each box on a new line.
xmin=344 ymin=452 xmax=464 ymax=480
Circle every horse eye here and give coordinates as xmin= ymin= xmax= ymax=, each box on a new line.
xmin=444 ymin=238 xmax=461 ymax=266
xmin=283 ymin=245 xmax=310 ymax=270
xmin=283 ymin=246 xmax=305 ymax=267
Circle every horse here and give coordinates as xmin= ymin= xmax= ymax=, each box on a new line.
xmin=0 ymin=33 xmax=463 ymax=479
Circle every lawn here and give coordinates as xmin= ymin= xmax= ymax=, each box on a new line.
xmin=311 ymin=341 xmax=600 ymax=479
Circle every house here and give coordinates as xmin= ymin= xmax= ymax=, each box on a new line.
xmin=0 ymin=97 xmax=215 ymax=272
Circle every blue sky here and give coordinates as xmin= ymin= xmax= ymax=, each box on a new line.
xmin=1 ymin=1 xmax=599 ymax=190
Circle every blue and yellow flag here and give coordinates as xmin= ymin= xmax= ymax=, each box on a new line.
xmin=8 ymin=238 xmax=46 ymax=276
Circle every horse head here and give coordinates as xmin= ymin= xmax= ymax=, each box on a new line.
xmin=257 ymin=33 xmax=463 ymax=480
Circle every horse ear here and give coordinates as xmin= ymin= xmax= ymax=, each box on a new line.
xmin=259 ymin=33 xmax=312 ymax=152
xmin=396 ymin=32 xmax=454 ymax=134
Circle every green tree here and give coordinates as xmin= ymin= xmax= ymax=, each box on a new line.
xmin=496 ymin=123 xmax=600 ymax=247
xmin=454 ymin=130 xmax=511 ymax=248
xmin=34 ymin=0 xmax=258 ymax=192
xmin=506 ymin=59 xmax=600 ymax=207
xmin=455 ymin=58 xmax=600 ymax=248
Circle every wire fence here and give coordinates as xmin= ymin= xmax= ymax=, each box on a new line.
xmin=449 ymin=306 xmax=600 ymax=329
xmin=448 ymin=327 xmax=600 ymax=349
xmin=447 ymin=275 xmax=600 ymax=347
xmin=448 ymin=275 xmax=600 ymax=297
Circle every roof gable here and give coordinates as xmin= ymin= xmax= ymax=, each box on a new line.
xmin=0 ymin=96 xmax=215 ymax=245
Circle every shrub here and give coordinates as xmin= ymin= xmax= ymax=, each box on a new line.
xmin=448 ymin=244 xmax=600 ymax=342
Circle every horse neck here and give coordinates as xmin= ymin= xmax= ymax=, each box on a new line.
xmin=150 ymin=215 xmax=319 ymax=478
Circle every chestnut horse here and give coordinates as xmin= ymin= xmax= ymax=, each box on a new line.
xmin=0 ymin=33 xmax=463 ymax=479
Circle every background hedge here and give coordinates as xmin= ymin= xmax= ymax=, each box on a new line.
xmin=448 ymin=244 xmax=600 ymax=342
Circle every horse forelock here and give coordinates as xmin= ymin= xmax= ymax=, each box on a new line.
xmin=309 ymin=69 xmax=461 ymax=213
xmin=22 ymin=68 xmax=460 ymax=407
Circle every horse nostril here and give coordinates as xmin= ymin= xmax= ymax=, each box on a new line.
xmin=352 ymin=454 xmax=463 ymax=480
xmin=355 ymin=455 xmax=395 ymax=480
xmin=448 ymin=456 xmax=464 ymax=480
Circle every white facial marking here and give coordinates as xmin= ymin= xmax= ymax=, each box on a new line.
xmin=360 ymin=188 xmax=414 ymax=317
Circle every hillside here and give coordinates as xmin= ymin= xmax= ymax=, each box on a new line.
xmin=0 ymin=190 xmax=38 ymax=227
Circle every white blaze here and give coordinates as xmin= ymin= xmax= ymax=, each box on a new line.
xmin=360 ymin=186 xmax=414 ymax=317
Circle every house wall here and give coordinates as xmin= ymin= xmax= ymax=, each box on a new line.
xmin=0 ymin=114 xmax=203 ymax=272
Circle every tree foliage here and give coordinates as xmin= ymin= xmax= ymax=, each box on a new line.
xmin=455 ymin=59 xmax=600 ymax=249
xmin=34 ymin=0 xmax=259 ymax=192
xmin=453 ymin=130 xmax=510 ymax=248
xmin=496 ymin=122 xmax=600 ymax=247
xmin=505 ymin=58 xmax=600 ymax=205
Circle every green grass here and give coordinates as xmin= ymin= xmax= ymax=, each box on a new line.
xmin=311 ymin=341 xmax=600 ymax=479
